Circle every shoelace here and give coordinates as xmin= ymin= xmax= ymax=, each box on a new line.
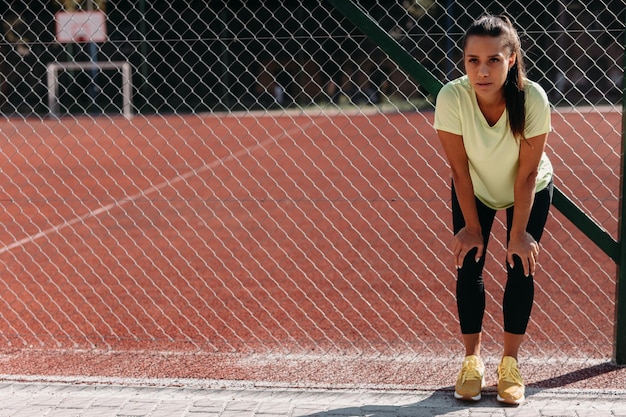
xmin=499 ymin=362 xmax=522 ymax=383
xmin=459 ymin=361 xmax=482 ymax=384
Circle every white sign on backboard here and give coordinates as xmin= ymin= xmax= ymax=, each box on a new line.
xmin=56 ymin=11 xmax=107 ymax=43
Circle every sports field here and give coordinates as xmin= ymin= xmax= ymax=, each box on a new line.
xmin=0 ymin=108 xmax=621 ymax=387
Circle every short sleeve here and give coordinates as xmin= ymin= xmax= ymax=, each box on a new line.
xmin=434 ymin=82 xmax=462 ymax=135
xmin=524 ymin=82 xmax=551 ymax=138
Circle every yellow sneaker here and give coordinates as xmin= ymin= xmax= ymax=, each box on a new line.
xmin=454 ymin=355 xmax=485 ymax=401
xmin=497 ymin=356 xmax=525 ymax=405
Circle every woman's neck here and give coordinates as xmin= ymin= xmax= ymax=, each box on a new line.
xmin=476 ymin=92 xmax=506 ymax=126
xmin=476 ymin=91 xmax=506 ymax=108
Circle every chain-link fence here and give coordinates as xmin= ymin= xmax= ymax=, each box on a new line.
xmin=0 ymin=0 xmax=623 ymax=378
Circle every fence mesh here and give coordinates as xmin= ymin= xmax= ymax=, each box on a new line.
xmin=0 ymin=0 xmax=622 ymax=371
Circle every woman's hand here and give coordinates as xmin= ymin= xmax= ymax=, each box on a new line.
xmin=453 ymin=227 xmax=484 ymax=269
xmin=506 ymin=232 xmax=539 ymax=277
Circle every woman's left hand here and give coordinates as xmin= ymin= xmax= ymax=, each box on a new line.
xmin=506 ymin=232 xmax=539 ymax=277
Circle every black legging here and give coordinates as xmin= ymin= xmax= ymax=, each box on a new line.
xmin=451 ymin=180 xmax=553 ymax=335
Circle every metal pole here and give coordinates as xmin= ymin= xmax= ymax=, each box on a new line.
xmin=87 ymin=0 xmax=100 ymax=112
xmin=614 ymin=14 xmax=626 ymax=365
xmin=47 ymin=64 xmax=60 ymax=117
xmin=122 ymin=63 xmax=132 ymax=118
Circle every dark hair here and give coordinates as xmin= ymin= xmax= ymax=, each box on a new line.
xmin=463 ymin=15 xmax=526 ymax=141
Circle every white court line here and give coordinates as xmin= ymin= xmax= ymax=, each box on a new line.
xmin=0 ymin=127 xmax=297 ymax=256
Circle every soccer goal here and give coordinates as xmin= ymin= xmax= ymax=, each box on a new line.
xmin=46 ymin=61 xmax=133 ymax=118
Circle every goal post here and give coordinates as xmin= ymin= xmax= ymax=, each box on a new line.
xmin=46 ymin=61 xmax=133 ymax=118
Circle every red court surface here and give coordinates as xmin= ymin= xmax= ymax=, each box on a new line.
xmin=0 ymin=108 xmax=622 ymax=389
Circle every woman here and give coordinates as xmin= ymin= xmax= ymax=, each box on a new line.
xmin=434 ymin=15 xmax=553 ymax=405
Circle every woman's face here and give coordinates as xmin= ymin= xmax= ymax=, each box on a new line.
xmin=464 ymin=35 xmax=516 ymax=101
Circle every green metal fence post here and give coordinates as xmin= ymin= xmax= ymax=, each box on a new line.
xmin=325 ymin=0 xmax=442 ymax=97
xmin=614 ymin=18 xmax=626 ymax=365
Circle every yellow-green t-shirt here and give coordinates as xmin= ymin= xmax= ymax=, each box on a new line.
xmin=434 ymin=75 xmax=553 ymax=210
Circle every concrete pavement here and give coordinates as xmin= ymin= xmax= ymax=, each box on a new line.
xmin=0 ymin=379 xmax=624 ymax=416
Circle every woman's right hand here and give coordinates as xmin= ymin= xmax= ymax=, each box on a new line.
xmin=452 ymin=227 xmax=484 ymax=269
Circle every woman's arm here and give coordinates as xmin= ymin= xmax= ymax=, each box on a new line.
xmin=507 ymin=132 xmax=549 ymax=276
xmin=437 ymin=130 xmax=484 ymax=269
